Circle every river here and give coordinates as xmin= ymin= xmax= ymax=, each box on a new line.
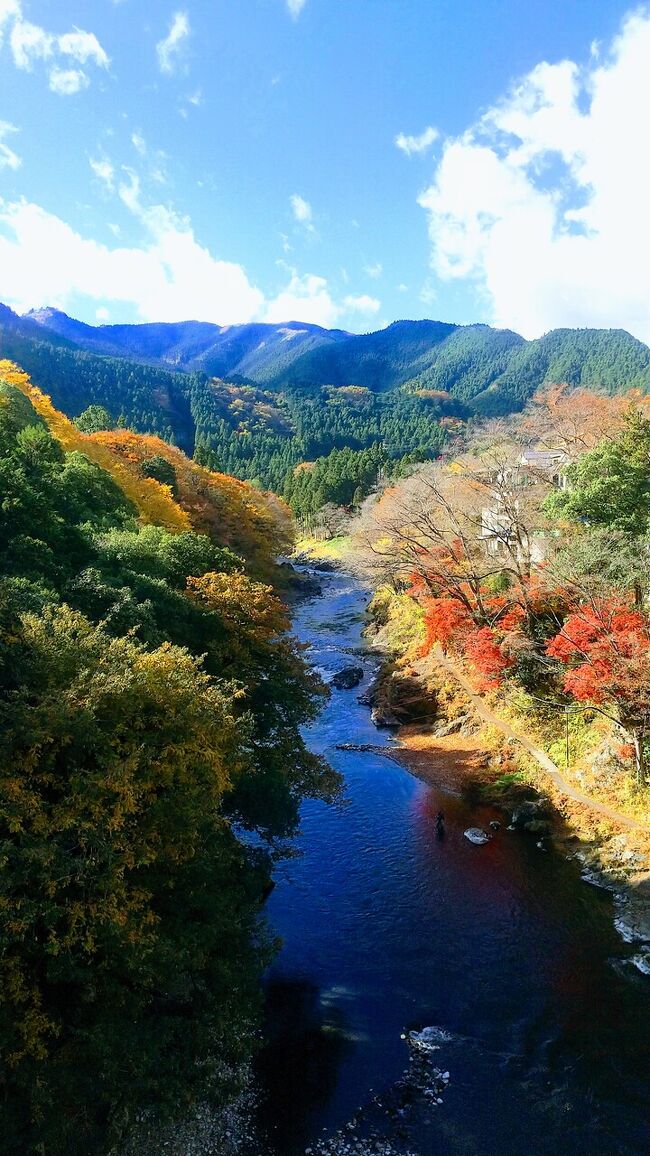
xmin=254 ymin=568 xmax=650 ymax=1155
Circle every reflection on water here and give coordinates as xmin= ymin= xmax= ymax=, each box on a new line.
xmin=255 ymin=571 xmax=650 ymax=1155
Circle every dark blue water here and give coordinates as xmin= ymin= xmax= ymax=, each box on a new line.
xmin=257 ymin=571 xmax=650 ymax=1155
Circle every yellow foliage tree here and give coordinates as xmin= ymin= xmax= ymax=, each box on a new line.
xmin=0 ymin=361 xmax=191 ymax=533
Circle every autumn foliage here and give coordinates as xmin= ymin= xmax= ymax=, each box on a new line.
xmin=546 ymin=600 xmax=650 ymax=715
xmin=0 ymin=360 xmax=293 ymax=575
xmin=419 ymin=590 xmax=515 ymax=689
xmin=0 ymin=365 xmax=332 ymax=1151
xmin=91 ymin=428 xmax=293 ymax=575
xmin=0 ymin=360 xmax=192 ymax=532
xmin=463 ymin=626 xmax=515 ymax=689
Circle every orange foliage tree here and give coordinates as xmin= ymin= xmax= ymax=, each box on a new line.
xmin=519 ymin=383 xmax=650 ymax=456
xmin=92 ymin=429 xmax=293 ymax=576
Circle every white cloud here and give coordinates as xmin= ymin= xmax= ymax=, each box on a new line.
xmin=157 ymin=11 xmax=190 ymax=75
xmin=418 ymin=9 xmax=650 ymax=343
xmin=89 ymin=156 xmax=115 ymax=190
xmin=10 ymin=17 xmax=52 ymax=68
xmin=0 ymin=0 xmax=20 ymax=27
xmin=180 ymin=88 xmax=202 ymax=115
xmin=287 ymin=0 xmax=307 ymax=19
xmin=364 ymin=261 xmax=382 ymax=279
xmin=0 ymin=120 xmax=20 ymax=170
xmin=420 ymin=280 xmax=437 ymax=307
xmin=0 ymin=194 xmax=264 ymax=324
xmin=126 ymin=135 xmax=168 ymax=185
xmin=49 ymin=67 xmax=88 ymax=95
xmin=265 ymin=271 xmax=339 ymax=327
xmin=0 ymin=135 xmax=377 ymax=331
xmin=290 ymin=193 xmax=314 ymax=232
xmin=58 ymin=29 xmax=109 ymax=68
xmin=0 ymin=3 xmax=108 ymax=92
xmin=395 ymin=125 xmax=438 ymax=157
xmin=344 ymin=294 xmax=381 ymax=316
xmin=96 ymin=306 xmax=110 ymax=321
xmin=264 ymin=271 xmax=381 ymax=328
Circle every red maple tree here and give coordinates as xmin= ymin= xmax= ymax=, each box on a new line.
xmin=546 ymin=599 xmax=650 ymax=783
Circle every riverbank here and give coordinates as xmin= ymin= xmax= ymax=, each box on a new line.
xmin=271 ymin=561 xmax=650 ymax=1154
xmin=294 ymin=547 xmax=650 ymax=974
xmin=362 ymin=609 xmax=650 ymax=975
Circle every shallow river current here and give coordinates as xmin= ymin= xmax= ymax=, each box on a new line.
xmin=255 ymin=569 xmax=650 ymax=1155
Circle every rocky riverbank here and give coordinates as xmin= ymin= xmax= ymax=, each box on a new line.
xmin=345 ymin=575 xmax=650 ymax=976
xmin=292 ymin=548 xmax=650 ymax=974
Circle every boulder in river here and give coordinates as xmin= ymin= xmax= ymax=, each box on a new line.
xmin=309 ymin=557 xmax=339 ymax=573
xmin=524 ymin=818 xmax=552 ymax=836
xmin=511 ymin=799 xmax=543 ymax=827
xmin=356 ymin=679 xmax=377 ymax=706
xmin=371 ymin=704 xmax=401 ymax=728
xmin=464 ymin=827 xmax=491 ymax=845
xmin=434 ymin=713 xmax=472 ymax=738
xmin=331 ymin=665 xmax=364 ymax=690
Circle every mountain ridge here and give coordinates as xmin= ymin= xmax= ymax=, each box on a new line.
xmin=24 ymin=307 xmax=351 ymax=381
xmin=20 ymin=305 xmax=650 ymax=410
xmin=3 ymin=302 xmax=650 ymax=499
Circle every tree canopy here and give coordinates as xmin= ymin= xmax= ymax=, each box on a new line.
xmin=0 ymin=367 xmax=338 ymax=1152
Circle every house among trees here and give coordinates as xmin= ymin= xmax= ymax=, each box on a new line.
xmin=481 ymin=446 xmax=570 ymax=563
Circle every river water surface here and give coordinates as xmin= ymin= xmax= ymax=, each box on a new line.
xmin=256 ymin=570 xmax=650 ymax=1155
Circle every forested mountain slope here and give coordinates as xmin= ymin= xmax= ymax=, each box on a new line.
xmin=25 ymin=306 xmax=349 ymax=380
xmin=470 ymin=328 xmax=650 ymax=415
xmin=4 ymin=301 xmax=650 ymax=514
xmin=0 ymin=307 xmax=459 ymax=496
xmin=0 ymin=306 xmax=200 ymax=450
xmin=19 ymin=304 xmax=650 ymax=412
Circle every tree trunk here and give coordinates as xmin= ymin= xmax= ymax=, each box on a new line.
xmin=631 ymin=727 xmax=646 ymax=787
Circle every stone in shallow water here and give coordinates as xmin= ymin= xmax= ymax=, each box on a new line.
xmin=331 ymin=665 xmax=364 ymax=690
xmin=406 ymin=1025 xmax=453 ymax=1052
xmin=464 ymin=827 xmax=490 ymax=845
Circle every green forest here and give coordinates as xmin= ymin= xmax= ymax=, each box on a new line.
xmin=4 ymin=306 xmax=650 ymax=524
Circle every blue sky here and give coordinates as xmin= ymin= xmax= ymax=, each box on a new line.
xmin=1 ymin=0 xmax=649 ymax=339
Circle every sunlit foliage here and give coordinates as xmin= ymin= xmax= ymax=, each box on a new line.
xmin=0 ymin=371 xmax=337 ymax=1152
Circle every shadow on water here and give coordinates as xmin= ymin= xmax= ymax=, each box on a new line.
xmin=255 ymin=976 xmax=352 ymax=1154
xmin=255 ymin=569 xmax=650 ymax=1156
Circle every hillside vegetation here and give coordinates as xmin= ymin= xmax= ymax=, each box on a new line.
xmin=354 ymin=386 xmax=650 ymax=808
xmin=3 ymin=303 xmax=650 ymax=519
xmin=22 ymin=305 xmax=650 ymax=410
xmin=0 ymin=361 xmax=338 ymax=1153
